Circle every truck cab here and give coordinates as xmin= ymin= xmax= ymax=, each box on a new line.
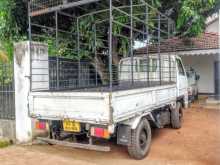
xmin=176 ymin=56 xmax=188 ymax=107
xmin=119 ymin=55 xmax=188 ymax=108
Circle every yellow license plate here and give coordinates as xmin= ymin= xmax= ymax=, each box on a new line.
xmin=63 ymin=120 xmax=81 ymax=132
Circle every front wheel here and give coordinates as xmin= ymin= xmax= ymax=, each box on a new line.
xmin=127 ymin=118 xmax=152 ymax=160
xmin=171 ymin=102 xmax=183 ymax=129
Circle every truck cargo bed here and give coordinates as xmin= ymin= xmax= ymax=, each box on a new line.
xmin=29 ymin=82 xmax=177 ymax=125
xmin=39 ymin=81 xmax=175 ymax=92
xmin=74 ymin=81 xmax=175 ymax=92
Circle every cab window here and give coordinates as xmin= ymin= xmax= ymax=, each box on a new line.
xmin=151 ymin=59 xmax=157 ymax=72
xmin=134 ymin=60 xmax=138 ymax=72
xmin=120 ymin=60 xmax=130 ymax=73
xmin=176 ymin=59 xmax=185 ymax=75
xmin=120 ymin=59 xmax=138 ymax=73
xmin=140 ymin=59 xmax=148 ymax=72
xmin=139 ymin=58 xmax=157 ymax=72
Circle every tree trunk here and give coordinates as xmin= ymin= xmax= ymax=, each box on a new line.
xmin=91 ymin=55 xmax=108 ymax=84
xmin=112 ymin=36 xmax=120 ymax=65
xmin=91 ymin=36 xmax=120 ymax=85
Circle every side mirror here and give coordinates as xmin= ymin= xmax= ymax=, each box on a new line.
xmin=195 ymin=75 xmax=200 ymax=81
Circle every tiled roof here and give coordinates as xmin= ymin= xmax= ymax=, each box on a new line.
xmin=136 ymin=32 xmax=219 ymax=54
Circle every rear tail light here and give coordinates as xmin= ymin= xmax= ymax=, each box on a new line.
xmin=35 ymin=121 xmax=47 ymax=130
xmin=91 ymin=127 xmax=110 ymax=139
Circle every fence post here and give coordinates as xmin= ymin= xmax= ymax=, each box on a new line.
xmin=14 ymin=41 xmax=49 ymax=143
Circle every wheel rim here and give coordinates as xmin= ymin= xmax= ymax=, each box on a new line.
xmin=139 ymin=129 xmax=147 ymax=150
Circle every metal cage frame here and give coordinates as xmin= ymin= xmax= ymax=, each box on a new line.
xmin=28 ymin=0 xmax=176 ymax=92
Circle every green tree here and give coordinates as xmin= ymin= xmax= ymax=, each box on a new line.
xmin=0 ymin=0 xmax=218 ymax=62
xmin=0 ymin=0 xmax=27 ymax=62
xmin=160 ymin=0 xmax=217 ymax=36
xmin=177 ymin=0 xmax=216 ymax=36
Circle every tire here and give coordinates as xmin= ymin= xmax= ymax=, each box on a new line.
xmin=128 ymin=118 xmax=152 ymax=160
xmin=171 ymin=102 xmax=183 ymax=129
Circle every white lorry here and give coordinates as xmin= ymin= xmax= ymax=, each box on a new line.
xmin=29 ymin=54 xmax=188 ymax=159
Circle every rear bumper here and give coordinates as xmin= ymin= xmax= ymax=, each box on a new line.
xmin=36 ymin=137 xmax=110 ymax=152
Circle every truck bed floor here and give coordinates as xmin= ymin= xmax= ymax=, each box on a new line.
xmin=40 ymin=81 xmax=175 ymax=92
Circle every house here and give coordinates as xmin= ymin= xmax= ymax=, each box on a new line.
xmin=136 ymin=10 xmax=220 ymax=97
xmin=180 ymin=12 xmax=220 ymax=96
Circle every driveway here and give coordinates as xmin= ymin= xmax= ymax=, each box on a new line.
xmin=0 ymin=104 xmax=220 ymax=165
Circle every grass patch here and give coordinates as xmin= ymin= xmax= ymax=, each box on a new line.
xmin=0 ymin=139 xmax=11 ymax=148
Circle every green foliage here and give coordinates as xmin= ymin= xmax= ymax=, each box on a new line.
xmin=0 ymin=0 xmax=217 ymax=62
xmin=0 ymin=51 xmax=8 ymax=63
xmin=0 ymin=63 xmax=13 ymax=86
xmin=45 ymin=36 xmax=78 ymax=59
xmin=0 ymin=1 xmax=14 ymax=62
xmin=71 ymin=0 xmax=164 ymax=59
xmin=113 ymin=13 xmax=129 ymax=56
xmin=47 ymin=38 xmax=57 ymax=56
xmin=0 ymin=139 xmax=11 ymax=148
xmin=71 ymin=15 xmax=106 ymax=60
xmin=0 ymin=1 xmax=17 ymax=40
xmin=176 ymin=0 xmax=216 ymax=36
xmin=0 ymin=0 xmax=26 ymax=62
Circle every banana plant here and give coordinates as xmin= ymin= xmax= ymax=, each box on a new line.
xmin=0 ymin=50 xmax=8 ymax=63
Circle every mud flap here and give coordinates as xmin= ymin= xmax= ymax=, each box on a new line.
xmin=117 ymin=125 xmax=131 ymax=146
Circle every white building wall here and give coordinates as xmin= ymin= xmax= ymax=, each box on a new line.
xmin=181 ymin=55 xmax=216 ymax=94
xmin=205 ymin=19 xmax=219 ymax=33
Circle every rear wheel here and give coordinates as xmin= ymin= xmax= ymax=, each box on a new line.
xmin=171 ymin=102 xmax=183 ymax=129
xmin=128 ymin=118 xmax=151 ymax=160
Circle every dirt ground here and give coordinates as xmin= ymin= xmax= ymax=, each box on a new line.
xmin=0 ymin=102 xmax=220 ymax=165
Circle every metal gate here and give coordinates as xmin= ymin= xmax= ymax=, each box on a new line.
xmin=0 ymin=63 xmax=15 ymax=120
xmin=214 ymin=61 xmax=220 ymax=97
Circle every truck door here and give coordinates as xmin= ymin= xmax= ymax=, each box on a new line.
xmin=176 ymin=58 xmax=188 ymax=97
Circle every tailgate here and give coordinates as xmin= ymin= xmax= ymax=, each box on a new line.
xmin=29 ymin=91 xmax=110 ymax=124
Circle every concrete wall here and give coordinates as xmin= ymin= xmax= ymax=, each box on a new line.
xmin=0 ymin=120 xmax=15 ymax=141
xmin=181 ymin=55 xmax=218 ymax=94
xmin=14 ymin=41 xmax=49 ymax=143
xmin=31 ymin=43 xmax=49 ymax=91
